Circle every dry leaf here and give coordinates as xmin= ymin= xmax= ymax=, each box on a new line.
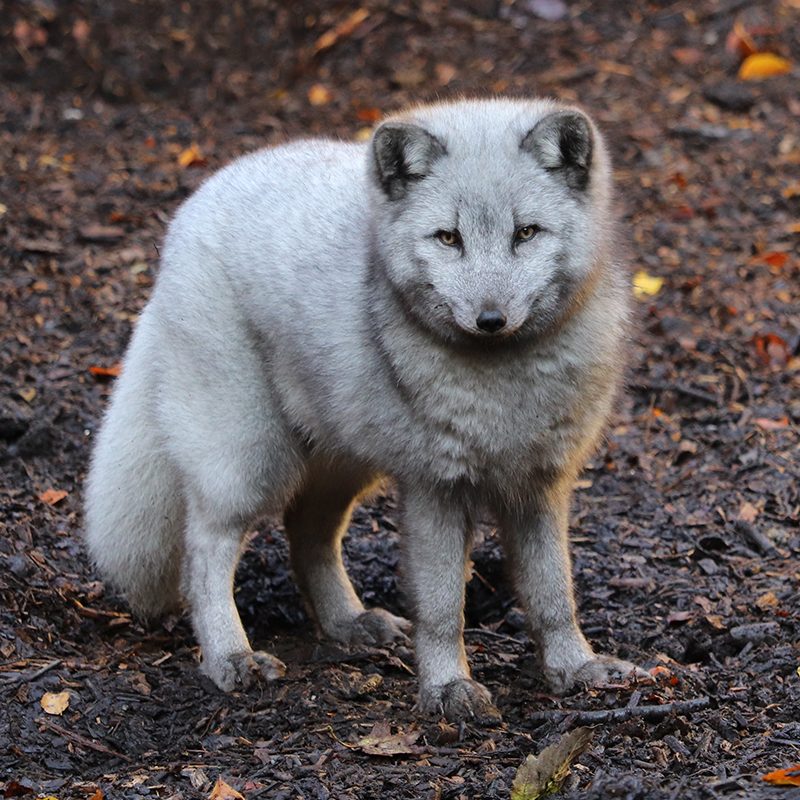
xmin=632 ymin=270 xmax=664 ymax=298
xmin=737 ymin=501 xmax=759 ymax=523
xmin=18 ymin=387 xmax=37 ymax=403
xmin=759 ymin=251 xmax=789 ymax=268
xmin=40 ymin=690 xmax=70 ymax=715
xmin=756 ymin=591 xmax=779 ymax=610
xmin=39 ymin=489 xmax=68 ymax=506
xmin=355 ymin=107 xmax=381 ymax=123
xmin=209 ymin=778 xmax=244 ymax=800
xmin=356 ymin=721 xmax=421 ymax=757
xmin=308 ymin=84 xmax=332 ymax=106
xmin=762 ymin=764 xmax=800 ymax=786
xmin=178 ymin=144 xmax=207 ymax=168
xmin=739 ymin=53 xmax=792 ymax=80
xmin=752 ymin=333 xmax=789 ymax=366
xmin=89 ymin=363 xmax=122 ymax=378
xmin=511 ymin=727 xmax=594 ymax=800
xmin=726 ymin=20 xmax=757 ymax=59
xmin=754 ymin=417 xmax=790 ymax=431
xmin=79 ymin=224 xmax=125 ymax=242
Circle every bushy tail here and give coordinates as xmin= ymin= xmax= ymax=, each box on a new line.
xmin=85 ymin=319 xmax=184 ymax=617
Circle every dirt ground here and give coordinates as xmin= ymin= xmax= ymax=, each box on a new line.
xmin=2 ymin=1 xmax=799 ymax=798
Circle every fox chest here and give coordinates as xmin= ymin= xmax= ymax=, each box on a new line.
xmin=394 ymin=358 xmax=591 ymax=487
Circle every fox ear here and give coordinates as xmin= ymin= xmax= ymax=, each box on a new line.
xmin=521 ymin=110 xmax=593 ymax=191
xmin=372 ymin=123 xmax=446 ymax=200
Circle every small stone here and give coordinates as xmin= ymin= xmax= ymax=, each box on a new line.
xmin=703 ymin=82 xmax=756 ymax=112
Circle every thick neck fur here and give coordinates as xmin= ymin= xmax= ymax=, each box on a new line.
xmin=365 ymin=244 xmax=625 ymax=506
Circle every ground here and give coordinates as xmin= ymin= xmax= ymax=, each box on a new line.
xmin=1 ymin=1 xmax=799 ymax=798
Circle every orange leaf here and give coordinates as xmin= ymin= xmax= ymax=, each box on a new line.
xmin=760 ymin=251 xmax=789 ymax=268
xmin=307 ymin=84 xmax=332 ymax=106
xmin=752 ymin=333 xmax=789 ymax=366
xmin=754 ymin=416 xmax=790 ymax=431
xmin=209 ymin=778 xmax=244 ymax=800
xmin=178 ymin=144 xmax=207 ymax=168
xmin=39 ymin=489 xmax=68 ymax=506
xmin=356 ymin=107 xmax=382 ymax=123
xmin=762 ymin=765 xmax=800 ymax=786
xmin=739 ymin=53 xmax=792 ymax=80
xmin=89 ymin=363 xmax=122 ymax=378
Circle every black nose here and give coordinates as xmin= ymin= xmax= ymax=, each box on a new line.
xmin=476 ymin=309 xmax=507 ymax=333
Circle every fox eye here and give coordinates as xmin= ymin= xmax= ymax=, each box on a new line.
xmin=436 ymin=229 xmax=462 ymax=248
xmin=515 ymin=225 xmax=540 ymax=243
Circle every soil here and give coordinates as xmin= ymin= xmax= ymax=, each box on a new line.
xmin=1 ymin=1 xmax=799 ymax=798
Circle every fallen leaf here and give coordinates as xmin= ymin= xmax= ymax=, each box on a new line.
xmin=313 ymin=8 xmax=369 ymax=55
xmin=178 ymin=144 xmax=207 ymax=168
xmin=18 ymin=387 xmax=37 ymax=403
xmin=39 ymin=489 xmax=68 ymax=506
xmin=356 ymin=721 xmax=422 ymax=757
xmin=632 ymin=270 xmax=664 ymax=298
xmin=435 ymin=63 xmax=458 ymax=85
xmin=726 ymin=20 xmax=757 ymax=58
xmin=40 ymin=690 xmax=70 ymax=715
xmin=308 ymin=84 xmax=332 ymax=106
xmin=672 ymin=47 xmax=703 ymax=65
xmin=759 ymin=251 xmax=789 ymax=268
xmin=738 ymin=53 xmax=792 ymax=80
xmin=89 ymin=363 xmax=122 ymax=378
xmin=762 ymin=764 xmax=800 ymax=786
xmin=512 ymin=727 xmax=593 ymax=800
xmin=705 ymin=614 xmax=726 ymax=630
xmin=752 ymin=333 xmax=789 ymax=366
xmin=756 ymin=591 xmax=779 ymax=610
xmin=79 ymin=224 xmax=125 ymax=242
xmin=737 ymin=501 xmax=759 ymax=523
xmin=208 ymin=778 xmax=244 ymax=800
xmin=355 ymin=107 xmax=381 ymax=123
xmin=754 ymin=416 xmax=790 ymax=431
xmin=87 ymin=790 xmax=104 ymax=800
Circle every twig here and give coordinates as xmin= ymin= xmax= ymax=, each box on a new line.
xmin=464 ymin=628 xmax=525 ymax=646
xmin=0 ymin=658 xmax=61 ymax=687
xmin=528 ymin=696 xmax=710 ymax=724
xmin=38 ymin=717 xmax=134 ymax=762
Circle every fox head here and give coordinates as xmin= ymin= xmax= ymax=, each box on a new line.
xmin=369 ymin=99 xmax=615 ymax=344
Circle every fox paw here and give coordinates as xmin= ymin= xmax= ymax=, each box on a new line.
xmin=203 ymin=649 xmax=286 ymax=692
xmin=420 ymin=679 xmax=502 ymax=724
xmin=572 ymin=655 xmax=652 ymax=688
xmin=547 ymin=654 xmax=651 ymax=694
xmin=340 ymin=608 xmax=412 ymax=646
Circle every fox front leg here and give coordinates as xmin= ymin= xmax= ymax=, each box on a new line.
xmin=500 ymin=488 xmax=650 ymax=693
xmin=402 ymin=486 xmax=501 ymax=724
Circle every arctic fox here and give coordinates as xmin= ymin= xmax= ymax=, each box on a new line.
xmin=85 ymin=98 xmax=647 ymax=722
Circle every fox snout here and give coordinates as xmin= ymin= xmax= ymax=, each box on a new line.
xmin=475 ymin=309 xmax=507 ymax=333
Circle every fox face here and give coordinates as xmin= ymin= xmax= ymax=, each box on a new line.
xmin=370 ymin=102 xmax=611 ymax=344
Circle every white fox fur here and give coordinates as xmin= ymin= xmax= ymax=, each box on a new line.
xmin=85 ymin=98 xmax=647 ymax=722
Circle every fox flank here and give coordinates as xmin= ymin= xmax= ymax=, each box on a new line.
xmin=85 ymin=98 xmax=648 ymax=722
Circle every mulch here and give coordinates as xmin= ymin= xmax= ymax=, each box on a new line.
xmin=1 ymin=1 xmax=799 ymax=798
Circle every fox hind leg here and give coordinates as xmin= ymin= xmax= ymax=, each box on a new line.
xmin=285 ymin=466 xmax=411 ymax=647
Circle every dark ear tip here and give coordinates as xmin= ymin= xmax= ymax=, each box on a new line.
xmin=524 ymin=108 xmax=594 ymax=178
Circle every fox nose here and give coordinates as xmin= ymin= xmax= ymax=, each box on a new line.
xmin=476 ymin=309 xmax=507 ymax=333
